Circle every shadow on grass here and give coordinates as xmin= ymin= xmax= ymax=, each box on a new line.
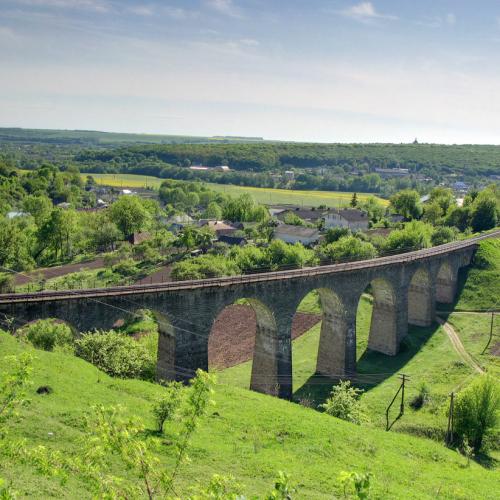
xmin=437 ymin=266 xmax=471 ymax=314
xmin=293 ymin=322 xmax=439 ymax=407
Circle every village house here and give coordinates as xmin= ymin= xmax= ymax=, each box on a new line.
xmin=275 ymin=207 xmax=326 ymax=225
xmin=198 ymin=220 xmax=239 ymax=238
xmin=324 ymin=209 xmax=369 ymax=231
xmin=273 ymin=224 xmax=320 ymax=246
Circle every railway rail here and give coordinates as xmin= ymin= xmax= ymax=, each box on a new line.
xmin=1 ymin=230 xmax=498 ymax=304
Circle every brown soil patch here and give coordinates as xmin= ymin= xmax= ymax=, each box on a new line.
xmin=14 ymin=258 xmax=105 ymax=285
xmin=134 ymin=265 xmax=173 ymax=285
xmin=208 ymin=304 xmax=321 ymax=370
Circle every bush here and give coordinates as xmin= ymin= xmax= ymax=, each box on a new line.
xmin=75 ymin=330 xmax=155 ymax=379
xmin=152 ymin=381 xmax=183 ymax=432
xmin=410 ymin=383 xmax=430 ymax=410
xmin=112 ymin=258 xmax=139 ymax=277
xmin=319 ymin=236 xmax=377 ymax=262
xmin=19 ymin=319 xmax=74 ymax=352
xmin=453 ymin=376 xmax=499 ymax=453
xmin=431 ymin=226 xmax=457 ymax=246
xmin=324 ymin=227 xmax=350 ymax=244
xmin=320 ymin=380 xmax=366 ymax=425
xmin=0 ymin=273 xmax=14 ymax=293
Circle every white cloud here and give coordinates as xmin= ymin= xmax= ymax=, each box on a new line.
xmin=206 ymin=0 xmax=242 ymax=18
xmin=340 ymin=2 xmax=397 ymax=23
xmin=16 ymin=0 xmax=110 ymax=13
xmin=127 ymin=5 xmax=154 ymax=17
xmin=446 ymin=13 xmax=456 ymax=25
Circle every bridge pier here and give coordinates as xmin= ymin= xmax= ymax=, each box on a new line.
xmin=315 ymin=289 xmax=354 ymax=379
xmin=368 ymin=278 xmax=407 ymax=355
xmin=408 ymin=267 xmax=435 ymax=327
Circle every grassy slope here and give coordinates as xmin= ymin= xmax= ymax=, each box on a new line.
xmin=1 ymin=332 xmax=498 ymax=499
xmin=80 ymin=172 xmax=388 ymax=207
xmin=452 ymin=239 xmax=500 ymax=311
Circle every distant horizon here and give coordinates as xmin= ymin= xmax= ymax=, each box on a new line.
xmin=2 ymin=125 xmax=500 ymax=147
xmin=1 ymin=1 xmax=500 ymax=145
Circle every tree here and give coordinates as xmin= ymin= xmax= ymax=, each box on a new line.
xmin=454 ymin=376 xmax=499 ymax=454
xmin=202 ymin=202 xmax=222 ymax=220
xmin=360 ymin=196 xmax=385 ymax=223
xmin=22 ymin=195 xmax=53 ymax=226
xmin=320 ymin=380 xmax=366 ymax=425
xmin=319 ymin=236 xmax=377 ymax=262
xmin=0 ymin=218 xmax=36 ymax=271
xmin=470 ymin=191 xmax=498 ymax=232
xmin=389 ymin=190 xmax=422 ymax=220
xmin=383 ymin=221 xmax=433 ymax=253
xmin=151 ymin=381 xmax=183 ymax=433
xmin=38 ymin=208 xmax=79 ymax=261
xmin=324 ymin=227 xmax=350 ymax=244
xmin=350 ymin=192 xmax=358 ymax=208
xmin=283 ymin=212 xmax=305 ymax=226
xmin=109 ymin=196 xmax=151 ymax=237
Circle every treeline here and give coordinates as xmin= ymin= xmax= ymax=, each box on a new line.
xmin=75 ymin=142 xmax=500 ymax=176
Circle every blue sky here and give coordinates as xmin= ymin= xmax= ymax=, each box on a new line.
xmin=1 ymin=0 xmax=500 ymax=143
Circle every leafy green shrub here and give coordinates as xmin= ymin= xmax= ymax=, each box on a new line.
xmin=19 ymin=319 xmax=74 ymax=352
xmin=320 ymin=380 xmax=366 ymax=425
xmin=410 ymin=382 xmax=430 ymax=410
xmin=319 ymin=236 xmax=377 ymax=262
xmin=75 ymin=330 xmax=155 ymax=379
xmin=0 ymin=273 xmax=14 ymax=293
xmin=112 ymin=258 xmax=138 ymax=277
xmin=324 ymin=227 xmax=351 ymax=244
xmin=454 ymin=376 xmax=499 ymax=453
xmin=337 ymin=470 xmax=372 ymax=499
xmin=431 ymin=226 xmax=457 ymax=246
xmin=152 ymin=381 xmax=183 ymax=433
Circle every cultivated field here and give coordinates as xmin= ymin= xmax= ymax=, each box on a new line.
xmin=81 ymin=172 xmax=389 ymax=207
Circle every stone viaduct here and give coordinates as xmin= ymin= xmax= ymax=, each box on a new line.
xmin=0 ymin=233 xmax=496 ymax=399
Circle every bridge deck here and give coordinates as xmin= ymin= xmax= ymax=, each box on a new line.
xmin=1 ymin=230 xmax=498 ymax=304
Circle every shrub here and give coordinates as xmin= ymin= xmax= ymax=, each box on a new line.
xmin=0 ymin=273 xmax=14 ymax=293
xmin=410 ymin=382 xmax=430 ymax=410
xmin=75 ymin=330 xmax=154 ymax=379
xmin=320 ymin=380 xmax=366 ymax=425
xmin=19 ymin=319 xmax=74 ymax=352
xmin=112 ymin=258 xmax=138 ymax=277
xmin=319 ymin=236 xmax=377 ymax=262
xmin=152 ymin=381 xmax=183 ymax=432
xmin=431 ymin=226 xmax=457 ymax=246
xmin=453 ymin=376 xmax=499 ymax=453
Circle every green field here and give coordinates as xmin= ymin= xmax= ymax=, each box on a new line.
xmin=82 ymin=172 xmax=389 ymax=207
xmin=2 ymin=329 xmax=498 ymax=499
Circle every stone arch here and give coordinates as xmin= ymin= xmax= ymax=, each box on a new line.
xmin=408 ymin=267 xmax=434 ymax=327
xmin=208 ymin=297 xmax=280 ymax=396
xmin=364 ymin=278 xmax=399 ymax=355
xmin=436 ymin=261 xmax=457 ymax=304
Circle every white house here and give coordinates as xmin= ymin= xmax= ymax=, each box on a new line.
xmin=324 ymin=209 xmax=369 ymax=231
xmin=274 ymin=224 xmax=320 ymax=246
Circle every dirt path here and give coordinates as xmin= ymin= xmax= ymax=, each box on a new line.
xmin=436 ymin=316 xmax=484 ymax=374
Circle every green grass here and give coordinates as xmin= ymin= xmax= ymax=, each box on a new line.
xmin=1 ymin=331 xmax=498 ymax=499
xmin=452 ymin=239 xmax=500 ymax=311
xmin=81 ymin=172 xmax=388 ymax=207
xmin=218 ymin=293 xmax=499 ymax=450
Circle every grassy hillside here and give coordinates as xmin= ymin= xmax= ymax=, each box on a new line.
xmin=1 ymin=331 xmax=498 ymax=499
xmin=80 ymin=172 xmax=388 ymax=207
xmin=218 ymin=296 xmax=498 ymax=441
xmin=452 ymin=239 xmax=500 ymax=311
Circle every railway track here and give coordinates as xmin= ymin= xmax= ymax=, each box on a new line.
xmin=1 ymin=230 xmax=498 ymax=304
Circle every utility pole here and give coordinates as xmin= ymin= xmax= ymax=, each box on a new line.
xmin=446 ymin=392 xmax=455 ymax=446
xmin=481 ymin=312 xmax=496 ymax=355
xmin=386 ymin=373 xmax=410 ymax=431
